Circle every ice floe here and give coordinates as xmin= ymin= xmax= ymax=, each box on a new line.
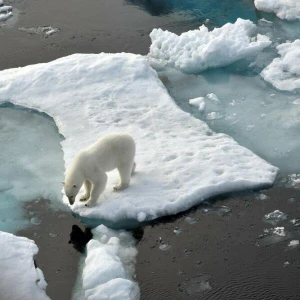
xmin=0 ymin=1 xmax=12 ymax=22
xmin=74 ymin=225 xmax=139 ymax=300
xmin=189 ymin=97 xmax=206 ymax=112
xmin=148 ymin=18 xmax=271 ymax=74
xmin=254 ymin=0 xmax=300 ymax=21
xmin=261 ymin=40 xmax=300 ymax=92
xmin=0 ymin=53 xmax=278 ymax=224
xmin=0 ymin=231 xmax=50 ymax=300
xmin=263 ymin=210 xmax=288 ymax=225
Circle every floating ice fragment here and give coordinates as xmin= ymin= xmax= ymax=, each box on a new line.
xmin=292 ymin=99 xmax=300 ymax=105
xmin=201 ymin=206 xmax=231 ymax=216
xmin=288 ymin=240 xmax=299 ymax=247
xmin=206 ymin=93 xmax=219 ymax=102
xmin=257 ymin=227 xmax=289 ymax=247
xmin=185 ymin=217 xmax=198 ymax=224
xmin=0 ymin=4 xmax=12 ymax=21
xmin=261 ymin=40 xmax=300 ymax=92
xmin=159 ymin=243 xmax=171 ymax=251
xmin=189 ymin=97 xmax=206 ymax=112
xmin=206 ymin=112 xmax=223 ymax=120
xmin=148 ymin=18 xmax=271 ymax=73
xmin=49 ymin=232 xmax=58 ymax=238
xmin=284 ymin=261 xmax=290 ymax=267
xmin=173 ymin=227 xmax=182 ymax=235
xmin=18 ymin=26 xmax=59 ymax=37
xmin=286 ymin=173 xmax=300 ymax=188
xmin=264 ymin=210 xmax=287 ymax=225
xmin=290 ymin=218 xmax=300 ymax=226
xmin=254 ymin=0 xmax=300 ymax=21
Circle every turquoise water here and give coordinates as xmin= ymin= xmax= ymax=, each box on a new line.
xmin=126 ymin=0 xmax=257 ymax=26
xmin=0 ymin=104 xmax=65 ymax=233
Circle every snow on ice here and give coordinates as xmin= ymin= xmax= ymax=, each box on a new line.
xmin=148 ymin=18 xmax=271 ymax=74
xmin=73 ymin=225 xmax=139 ymax=300
xmin=254 ymin=0 xmax=300 ymax=21
xmin=261 ymin=40 xmax=300 ymax=92
xmin=0 ymin=231 xmax=50 ymax=300
xmin=0 ymin=53 xmax=278 ymax=223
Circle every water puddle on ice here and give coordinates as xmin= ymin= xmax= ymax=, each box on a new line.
xmin=0 ymin=103 xmax=65 ymax=233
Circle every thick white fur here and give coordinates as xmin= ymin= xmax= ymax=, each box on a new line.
xmin=64 ymin=133 xmax=136 ymax=206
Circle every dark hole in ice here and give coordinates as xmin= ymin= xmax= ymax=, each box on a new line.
xmin=68 ymin=225 xmax=92 ymax=253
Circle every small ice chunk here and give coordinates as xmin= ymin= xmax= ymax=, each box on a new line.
xmin=185 ymin=216 xmax=198 ymax=224
xmin=256 ymin=192 xmax=269 ymax=201
xmin=159 ymin=243 xmax=171 ymax=251
xmin=246 ymin=125 xmax=255 ymax=132
xmin=288 ymin=240 xmax=299 ymax=247
xmin=173 ymin=227 xmax=182 ymax=235
xmin=273 ymin=227 xmax=286 ymax=236
xmin=292 ymin=99 xmax=300 ymax=105
xmin=264 ymin=210 xmax=287 ymax=225
xmin=18 ymin=26 xmax=59 ymax=37
xmin=189 ymin=97 xmax=206 ymax=112
xmin=201 ymin=206 xmax=231 ymax=216
xmin=206 ymin=93 xmax=219 ymax=102
xmin=290 ymin=218 xmax=300 ymax=227
xmin=206 ymin=112 xmax=223 ymax=120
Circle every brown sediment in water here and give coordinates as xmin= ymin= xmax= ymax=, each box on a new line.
xmin=136 ymin=187 xmax=300 ymax=300
xmin=18 ymin=199 xmax=85 ymax=300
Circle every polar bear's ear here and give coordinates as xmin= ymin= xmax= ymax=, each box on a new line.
xmin=61 ymin=181 xmax=65 ymax=185
xmin=73 ymin=184 xmax=77 ymax=188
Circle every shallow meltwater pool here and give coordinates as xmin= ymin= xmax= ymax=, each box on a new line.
xmin=0 ymin=104 xmax=66 ymax=233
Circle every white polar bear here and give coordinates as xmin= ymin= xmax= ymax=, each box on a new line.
xmin=63 ymin=133 xmax=136 ymax=206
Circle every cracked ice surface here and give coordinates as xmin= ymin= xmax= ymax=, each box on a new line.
xmin=148 ymin=18 xmax=271 ymax=74
xmin=0 ymin=53 xmax=278 ymax=223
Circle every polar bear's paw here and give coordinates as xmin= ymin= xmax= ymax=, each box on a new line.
xmin=113 ymin=183 xmax=129 ymax=191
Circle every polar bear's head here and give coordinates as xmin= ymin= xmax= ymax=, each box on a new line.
xmin=64 ymin=181 xmax=81 ymax=205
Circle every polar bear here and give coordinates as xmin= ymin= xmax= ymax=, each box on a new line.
xmin=63 ymin=133 xmax=136 ymax=206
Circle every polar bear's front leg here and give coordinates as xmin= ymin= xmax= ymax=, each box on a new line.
xmin=85 ymin=170 xmax=107 ymax=207
xmin=114 ymin=162 xmax=135 ymax=191
xmin=80 ymin=180 xmax=92 ymax=202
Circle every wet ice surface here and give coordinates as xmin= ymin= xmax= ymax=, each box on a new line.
xmin=0 ymin=105 xmax=65 ymax=233
xmin=0 ymin=1 xmax=12 ymax=22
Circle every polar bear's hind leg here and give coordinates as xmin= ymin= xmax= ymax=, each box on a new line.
xmin=114 ymin=161 xmax=135 ymax=191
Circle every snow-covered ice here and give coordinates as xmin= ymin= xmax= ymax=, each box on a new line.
xmin=0 ymin=231 xmax=50 ymax=300
xmin=148 ymin=18 xmax=271 ymax=74
xmin=261 ymin=40 xmax=300 ymax=92
xmin=254 ymin=0 xmax=300 ymax=21
xmin=0 ymin=53 xmax=278 ymax=223
xmin=73 ymin=225 xmax=139 ymax=300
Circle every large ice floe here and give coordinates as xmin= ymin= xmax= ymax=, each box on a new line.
xmin=0 ymin=53 xmax=278 ymax=223
xmin=0 ymin=231 xmax=50 ymax=300
xmin=254 ymin=0 xmax=300 ymax=21
xmin=148 ymin=18 xmax=271 ymax=74
xmin=261 ymin=39 xmax=300 ymax=92
xmin=73 ymin=225 xmax=139 ymax=300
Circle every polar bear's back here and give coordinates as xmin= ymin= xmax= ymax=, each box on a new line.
xmin=83 ymin=133 xmax=135 ymax=172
